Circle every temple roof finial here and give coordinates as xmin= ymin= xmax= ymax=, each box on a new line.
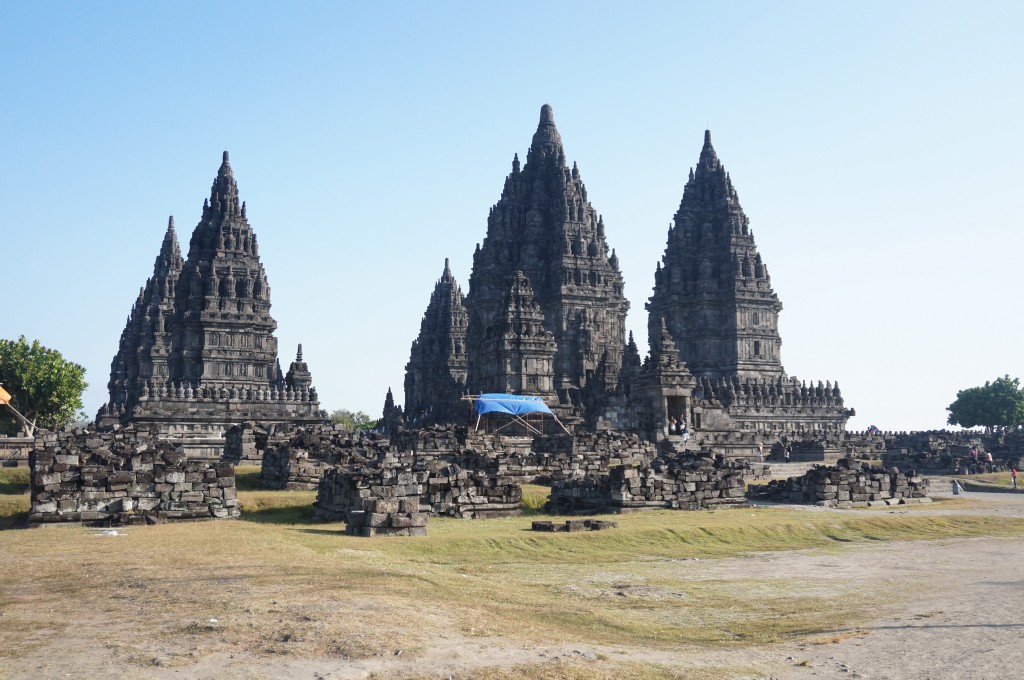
xmin=530 ymin=103 xmax=563 ymax=156
xmin=222 ymin=150 xmax=230 ymax=164
xmin=699 ymin=129 xmax=719 ymax=167
xmin=296 ymin=343 xmax=303 ymax=361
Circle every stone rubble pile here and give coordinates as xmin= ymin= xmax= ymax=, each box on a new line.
xmin=345 ymin=497 xmax=428 ymax=537
xmin=313 ymin=448 xmax=524 ymax=529
xmin=545 ymin=454 xmax=753 ymax=514
xmin=259 ymin=426 xmax=386 ymax=490
xmin=749 ymin=458 xmax=930 ymax=507
xmin=314 ymin=452 xmax=429 ymax=523
xmin=427 ymin=452 xmax=522 ymax=518
xmin=29 ymin=426 xmax=238 ymax=525
xmin=258 ymin=425 xmax=668 ymax=498
xmin=531 ymin=519 xmax=618 ymax=532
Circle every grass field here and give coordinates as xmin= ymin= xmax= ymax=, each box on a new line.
xmin=3 ymin=465 xmax=1024 ymax=677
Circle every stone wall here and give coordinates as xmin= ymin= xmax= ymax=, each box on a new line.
xmin=546 ymin=454 xmax=757 ymax=514
xmin=427 ymin=452 xmax=522 ymax=518
xmin=29 ymin=427 xmax=238 ymax=525
xmin=259 ymin=425 xmax=387 ymax=490
xmin=313 ymin=448 xmax=524 ymax=527
xmin=261 ymin=425 xmax=661 ymax=493
xmin=749 ymin=459 xmax=929 ymax=507
xmin=313 ymin=453 xmax=430 ymax=524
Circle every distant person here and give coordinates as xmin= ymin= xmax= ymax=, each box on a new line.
xmin=757 ymin=441 xmax=764 ymax=464
xmin=1012 ymin=467 xmax=1018 ymax=490
xmin=985 ymin=451 xmax=993 ymax=463
xmin=784 ymin=444 xmax=792 ymax=463
xmin=680 ymin=420 xmax=690 ymax=442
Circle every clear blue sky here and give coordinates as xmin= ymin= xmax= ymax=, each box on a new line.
xmin=2 ymin=1 xmax=1021 ymax=430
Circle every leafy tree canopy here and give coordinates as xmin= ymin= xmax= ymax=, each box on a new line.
xmin=946 ymin=375 xmax=1024 ymax=430
xmin=0 ymin=336 xmax=88 ymax=435
xmin=329 ymin=408 xmax=377 ymax=431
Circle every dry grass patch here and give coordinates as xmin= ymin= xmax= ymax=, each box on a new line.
xmin=0 ymin=467 xmax=29 ymax=530
xmin=1 ymin=485 xmax=1022 ymax=669
xmin=389 ymin=658 xmax=762 ymax=680
xmin=806 ymin=629 xmax=871 ymax=645
xmin=521 ymin=483 xmax=551 ymax=512
xmin=0 ymin=467 xmax=29 ymax=494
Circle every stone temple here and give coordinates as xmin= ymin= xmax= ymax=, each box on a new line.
xmin=646 ymin=131 xmax=852 ymax=434
xmin=98 ymin=152 xmax=321 ymax=457
xmin=403 ymin=258 xmax=468 ymax=424
xmin=464 ymin=105 xmax=629 ymax=410
xmin=404 ymin=106 xmax=852 ymax=442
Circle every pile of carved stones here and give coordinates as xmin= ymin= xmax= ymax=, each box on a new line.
xmin=345 ymin=497 xmax=428 ymax=537
xmin=314 ymin=450 xmax=429 ymax=523
xmin=259 ymin=426 xmax=386 ymax=490
xmin=313 ymin=447 xmax=524 ymax=531
xmin=545 ymin=453 xmax=753 ymax=514
xmin=531 ymin=519 xmax=618 ymax=532
xmin=529 ymin=431 xmax=659 ymax=481
xmin=427 ymin=451 xmax=522 ymax=518
xmin=29 ymin=426 xmax=238 ymax=525
xmin=750 ymin=458 xmax=930 ymax=507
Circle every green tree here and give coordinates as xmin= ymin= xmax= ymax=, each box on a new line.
xmin=0 ymin=336 xmax=88 ymax=435
xmin=946 ymin=375 xmax=1024 ymax=430
xmin=329 ymin=408 xmax=378 ymax=431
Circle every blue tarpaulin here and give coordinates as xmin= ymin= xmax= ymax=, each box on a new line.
xmin=474 ymin=394 xmax=553 ymax=416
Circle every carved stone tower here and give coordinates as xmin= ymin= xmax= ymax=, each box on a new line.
xmin=646 ymin=131 xmax=783 ymax=381
xmin=645 ymin=132 xmax=853 ymax=434
xmin=465 ymin=105 xmax=629 ymax=403
xmin=105 ymin=216 xmax=183 ymax=411
xmin=98 ymin=152 xmax=322 ymax=456
xmin=170 ymin=151 xmax=279 ymax=387
xmin=404 ymin=259 xmax=469 ymax=424
xmin=475 ymin=271 xmax=557 ymax=397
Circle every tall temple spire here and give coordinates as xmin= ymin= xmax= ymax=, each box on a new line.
xmin=404 ymin=258 xmax=469 ymax=424
xmin=465 ymin=105 xmax=629 ymax=405
xmin=647 ymin=130 xmax=783 ymax=381
xmin=101 ymin=151 xmax=322 ymax=435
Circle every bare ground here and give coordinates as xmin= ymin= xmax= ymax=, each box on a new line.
xmin=1 ymin=483 xmax=1022 ymax=680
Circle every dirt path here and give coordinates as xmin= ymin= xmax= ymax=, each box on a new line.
xmin=3 ymin=488 xmax=1023 ymax=679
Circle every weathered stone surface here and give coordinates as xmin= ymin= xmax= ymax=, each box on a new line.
xmin=749 ymin=458 xmax=929 ymax=505
xmin=545 ymin=452 xmax=757 ymax=514
xmin=28 ymin=426 xmax=239 ymax=526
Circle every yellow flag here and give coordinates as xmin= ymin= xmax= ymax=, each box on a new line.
xmin=0 ymin=385 xmax=11 ymax=405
